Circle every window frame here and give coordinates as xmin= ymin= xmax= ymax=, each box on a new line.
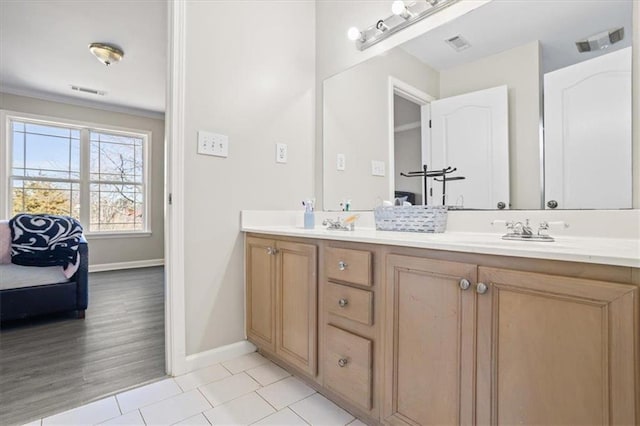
xmin=1 ymin=110 xmax=152 ymax=237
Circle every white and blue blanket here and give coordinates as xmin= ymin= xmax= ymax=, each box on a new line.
xmin=9 ymin=214 xmax=83 ymax=268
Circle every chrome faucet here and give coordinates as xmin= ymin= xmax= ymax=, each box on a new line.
xmin=512 ymin=219 xmax=534 ymax=236
xmin=491 ymin=219 xmax=568 ymax=242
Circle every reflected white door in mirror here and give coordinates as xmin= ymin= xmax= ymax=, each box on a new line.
xmin=544 ymin=47 xmax=632 ymax=210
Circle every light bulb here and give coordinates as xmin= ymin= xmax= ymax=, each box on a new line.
xmin=392 ymin=0 xmax=406 ymax=15
xmin=347 ymin=27 xmax=362 ymax=41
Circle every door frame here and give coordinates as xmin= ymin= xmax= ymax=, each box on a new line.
xmin=165 ymin=0 xmax=187 ymax=376
xmin=387 ymin=77 xmax=435 ymax=204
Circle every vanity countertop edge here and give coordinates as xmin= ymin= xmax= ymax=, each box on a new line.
xmin=241 ymin=225 xmax=640 ymax=269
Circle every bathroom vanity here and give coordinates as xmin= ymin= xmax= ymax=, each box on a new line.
xmin=243 ymin=219 xmax=639 ymax=425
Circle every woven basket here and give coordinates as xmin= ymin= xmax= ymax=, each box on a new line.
xmin=374 ymin=205 xmax=448 ymax=233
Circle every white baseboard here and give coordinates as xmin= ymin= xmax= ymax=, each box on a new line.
xmin=182 ymin=340 xmax=257 ymax=374
xmin=89 ymin=258 xmax=165 ymax=273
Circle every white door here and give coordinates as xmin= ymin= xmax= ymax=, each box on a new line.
xmin=430 ymin=85 xmax=509 ymax=209
xmin=544 ymin=47 xmax=632 ymax=209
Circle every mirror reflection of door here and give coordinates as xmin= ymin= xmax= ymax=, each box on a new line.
xmin=430 ymin=85 xmax=510 ymax=209
xmin=544 ymin=47 xmax=632 ymax=209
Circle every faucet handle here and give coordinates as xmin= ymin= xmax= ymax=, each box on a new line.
xmin=538 ymin=221 xmax=569 ymax=236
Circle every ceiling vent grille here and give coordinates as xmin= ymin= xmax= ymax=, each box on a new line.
xmin=70 ymin=85 xmax=106 ymax=96
xmin=576 ymin=27 xmax=624 ymax=53
xmin=445 ymin=35 xmax=471 ymax=52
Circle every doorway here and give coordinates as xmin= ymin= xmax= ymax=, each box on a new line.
xmin=388 ymin=77 xmax=434 ymax=205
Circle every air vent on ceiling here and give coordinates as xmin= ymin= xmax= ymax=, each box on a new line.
xmin=576 ymin=27 xmax=624 ymax=53
xmin=445 ymin=35 xmax=471 ymax=52
xmin=70 ymin=85 xmax=106 ymax=96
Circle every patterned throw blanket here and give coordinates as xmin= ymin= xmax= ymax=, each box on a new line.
xmin=9 ymin=214 xmax=83 ymax=268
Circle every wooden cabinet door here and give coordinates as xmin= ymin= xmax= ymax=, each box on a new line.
xmin=383 ymin=255 xmax=477 ymax=425
xmin=476 ymin=267 xmax=638 ymax=425
xmin=246 ymin=237 xmax=276 ymax=351
xmin=275 ymin=240 xmax=318 ymax=377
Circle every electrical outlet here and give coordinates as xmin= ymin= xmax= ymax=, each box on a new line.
xmin=372 ymin=160 xmax=385 ymax=176
xmin=276 ymin=143 xmax=288 ymax=163
xmin=337 ymin=153 xmax=346 ymax=171
xmin=198 ymin=131 xmax=228 ymax=157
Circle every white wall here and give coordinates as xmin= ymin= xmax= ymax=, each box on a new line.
xmin=323 ymin=48 xmax=437 ymax=210
xmin=440 ymin=41 xmax=541 ymax=209
xmin=181 ymin=1 xmax=315 ymax=355
xmin=0 ymin=92 xmax=165 ymax=267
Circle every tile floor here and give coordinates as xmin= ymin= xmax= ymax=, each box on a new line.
xmin=24 ymin=352 xmax=368 ymax=426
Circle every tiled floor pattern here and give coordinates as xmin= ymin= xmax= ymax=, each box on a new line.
xmin=23 ymin=352 xmax=368 ymax=426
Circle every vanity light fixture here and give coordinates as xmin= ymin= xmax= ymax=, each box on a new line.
xmin=348 ymin=0 xmax=460 ymax=50
xmin=89 ymin=42 xmax=124 ymax=66
xmin=376 ymin=19 xmax=390 ymax=32
xmin=347 ymin=27 xmax=366 ymax=42
xmin=392 ymin=1 xmax=414 ymax=20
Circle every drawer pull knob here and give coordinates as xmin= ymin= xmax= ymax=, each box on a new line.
xmin=338 ymin=358 xmax=348 ymax=367
xmin=338 ymin=261 xmax=348 ymax=271
xmin=476 ymin=282 xmax=488 ymax=295
xmin=338 ymin=298 xmax=349 ymax=308
xmin=459 ymin=278 xmax=470 ymax=290
xmin=266 ymin=247 xmax=278 ymax=255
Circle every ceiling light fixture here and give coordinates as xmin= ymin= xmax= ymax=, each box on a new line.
xmin=348 ymin=0 xmax=460 ymax=50
xmin=88 ymin=42 xmax=124 ymax=66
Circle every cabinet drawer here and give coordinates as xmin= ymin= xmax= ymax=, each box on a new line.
xmin=324 ymin=325 xmax=372 ymax=410
xmin=325 ymin=247 xmax=372 ymax=286
xmin=326 ymin=282 xmax=373 ymax=325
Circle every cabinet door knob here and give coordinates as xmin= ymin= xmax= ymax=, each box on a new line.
xmin=459 ymin=278 xmax=470 ymax=290
xmin=338 ymin=261 xmax=348 ymax=271
xmin=338 ymin=298 xmax=349 ymax=308
xmin=266 ymin=247 xmax=278 ymax=255
xmin=476 ymin=282 xmax=488 ymax=295
xmin=338 ymin=358 xmax=348 ymax=367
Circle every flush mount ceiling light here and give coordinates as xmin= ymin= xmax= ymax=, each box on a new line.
xmin=348 ymin=0 xmax=460 ymax=51
xmin=575 ymin=27 xmax=624 ymax=53
xmin=88 ymin=42 xmax=124 ymax=66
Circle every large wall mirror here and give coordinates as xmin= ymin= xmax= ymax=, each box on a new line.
xmin=323 ymin=0 xmax=633 ymax=211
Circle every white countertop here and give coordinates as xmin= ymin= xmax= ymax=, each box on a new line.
xmin=241 ymin=224 xmax=640 ymax=268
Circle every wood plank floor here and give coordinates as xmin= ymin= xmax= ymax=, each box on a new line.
xmin=0 ymin=267 xmax=166 ymax=426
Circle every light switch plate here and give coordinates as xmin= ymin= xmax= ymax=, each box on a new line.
xmin=337 ymin=153 xmax=346 ymax=171
xmin=372 ymin=160 xmax=385 ymax=176
xmin=276 ymin=143 xmax=288 ymax=163
xmin=198 ymin=131 xmax=228 ymax=157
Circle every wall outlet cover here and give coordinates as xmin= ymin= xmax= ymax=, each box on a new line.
xmin=337 ymin=153 xmax=346 ymax=171
xmin=276 ymin=143 xmax=288 ymax=163
xmin=372 ymin=160 xmax=385 ymax=176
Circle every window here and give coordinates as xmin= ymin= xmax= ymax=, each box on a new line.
xmin=7 ymin=115 xmax=150 ymax=234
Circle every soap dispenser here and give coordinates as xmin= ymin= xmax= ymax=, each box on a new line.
xmin=302 ymin=199 xmax=315 ymax=229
